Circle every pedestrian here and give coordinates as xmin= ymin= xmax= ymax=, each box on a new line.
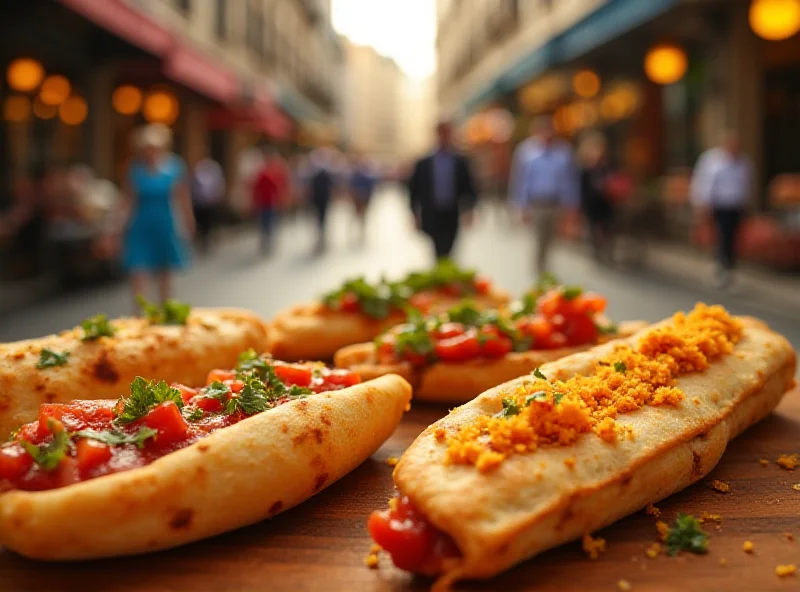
xmin=510 ymin=117 xmax=578 ymax=275
xmin=408 ymin=121 xmax=477 ymax=260
xmin=106 ymin=124 xmax=194 ymax=308
xmin=308 ymin=147 xmax=337 ymax=254
xmin=190 ymin=157 xmax=225 ymax=254
xmin=690 ymin=131 xmax=752 ymax=289
xmin=348 ymin=152 xmax=378 ymax=243
xmin=578 ymin=131 xmax=615 ymax=264
xmin=251 ymin=147 xmax=289 ymax=254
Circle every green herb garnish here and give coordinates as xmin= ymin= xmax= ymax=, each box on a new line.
xmin=74 ymin=427 xmax=158 ymax=449
xmin=36 ymin=348 xmax=70 ymax=369
xmin=524 ymin=391 xmax=548 ymax=406
xmin=137 ymin=296 xmax=191 ymax=325
xmin=533 ymin=367 xmax=548 ymax=381
xmin=664 ymin=514 xmax=709 ymax=556
xmin=115 ymin=377 xmax=184 ymax=424
xmin=80 ymin=314 xmax=116 ymax=341
xmin=597 ymin=322 xmax=619 ymax=335
xmin=534 ymin=271 xmax=560 ymax=295
xmin=203 ymin=381 xmax=232 ymax=402
xmin=553 ymin=392 xmax=565 ymax=405
xmin=501 ymin=397 xmax=520 ymax=417
xmin=614 ymin=361 xmax=627 ymax=373
xmin=21 ymin=421 xmax=70 ymax=471
xmin=562 ymin=286 xmax=583 ymax=300
xmin=185 ymin=408 xmax=205 ymax=421
xmin=225 ymin=375 xmax=271 ymax=416
xmin=322 ymin=277 xmax=409 ymax=320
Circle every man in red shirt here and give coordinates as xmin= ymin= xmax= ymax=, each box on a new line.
xmin=252 ymin=148 xmax=289 ymax=254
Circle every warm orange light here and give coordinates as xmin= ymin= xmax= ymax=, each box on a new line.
xmin=59 ymin=96 xmax=88 ymax=125
xmin=644 ymin=43 xmax=688 ymax=85
xmin=553 ymin=106 xmax=576 ymax=136
xmin=39 ymin=75 xmax=71 ymax=105
xmin=7 ymin=58 xmax=45 ymax=92
xmin=571 ymin=101 xmax=599 ymax=128
xmin=143 ymin=89 xmax=179 ymax=124
xmin=573 ymin=69 xmax=601 ymax=98
xmin=33 ymin=96 xmax=58 ymax=119
xmin=749 ymin=0 xmax=800 ymax=40
xmin=112 ymin=85 xmax=143 ymax=115
xmin=3 ymin=95 xmax=32 ymax=123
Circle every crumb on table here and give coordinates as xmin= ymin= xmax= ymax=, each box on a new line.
xmin=385 ymin=457 xmax=399 ymax=467
xmin=617 ymin=579 xmax=632 ymax=591
xmin=743 ymin=540 xmax=755 ymax=554
xmin=711 ymin=479 xmax=730 ymax=493
xmin=777 ymin=454 xmax=799 ymax=471
xmin=719 ymin=558 xmax=728 ymax=567
xmin=645 ymin=503 xmax=660 ymax=517
xmin=760 ymin=459 xmax=769 ymax=467
xmin=776 ymin=564 xmax=797 ymax=577
xmin=582 ymin=533 xmax=606 ymax=560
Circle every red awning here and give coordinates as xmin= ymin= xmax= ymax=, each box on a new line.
xmin=207 ymin=104 xmax=293 ymax=140
xmin=163 ymin=45 xmax=239 ymax=105
xmin=58 ymin=0 xmax=173 ymax=56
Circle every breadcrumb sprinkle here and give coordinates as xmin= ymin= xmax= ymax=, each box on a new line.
xmin=656 ymin=521 xmax=670 ymax=541
xmin=784 ymin=532 xmax=794 ymax=541
xmin=385 ymin=457 xmax=399 ymax=467
xmin=760 ymin=459 xmax=769 ymax=467
xmin=776 ymin=564 xmax=797 ymax=577
xmin=777 ymin=454 xmax=799 ymax=470
xmin=364 ymin=553 xmax=379 ymax=569
xmin=582 ymin=533 xmax=606 ymax=560
xmin=645 ymin=503 xmax=661 ymax=517
xmin=617 ymin=579 xmax=632 ymax=591
xmin=711 ymin=480 xmax=730 ymax=493
xmin=743 ymin=540 xmax=755 ymax=553
xmin=719 ymin=558 xmax=728 ymax=567
xmin=792 ymin=484 xmax=800 ymax=492
xmin=699 ymin=512 xmax=723 ymax=524
xmin=645 ymin=543 xmax=662 ymax=559
xmin=443 ymin=305 xmax=742 ymax=471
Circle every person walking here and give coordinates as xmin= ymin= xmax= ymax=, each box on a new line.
xmin=308 ymin=147 xmax=337 ymax=254
xmin=408 ymin=121 xmax=477 ymax=260
xmin=511 ymin=118 xmax=578 ymax=274
xmin=348 ymin=153 xmax=377 ymax=243
xmin=251 ymin=147 xmax=289 ymax=254
xmin=690 ymin=131 xmax=752 ymax=289
xmin=190 ymin=157 xmax=225 ymax=254
xmin=108 ymin=124 xmax=194 ymax=307
xmin=578 ymin=132 xmax=615 ymax=264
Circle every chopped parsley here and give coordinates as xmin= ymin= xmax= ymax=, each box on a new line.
xmin=21 ymin=422 xmax=70 ymax=471
xmin=664 ymin=514 xmax=709 ymax=556
xmin=115 ymin=377 xmax=184 ymax=424
xmin=80 ymin=314 xmax=116 ymax=341
xmin=401 ymin=258 xmax=477 ymax=294
xmin=74 ymin=427 xmax=158 ymax=449
xmin=137 ymin=296 xmax=192 ymax=325
xmin=501 ymin=397 xmax=520 ymax=417
xmin=614 ymin=361 xmax=627 ymax=373
xmin=225 ymin=375 xmax=270 ymax=416
xmin=562 ymin=286 xmax=583 ymax=301
xmin=322 ymin=277 xmax=409 ymax=319
xmin=510 ymin=292 xmax=537 ymax=320
xmin=533 ymin=367 xmax=548 ymax=381
xmin=202 ymin=381 xmax=232 ymax=402
xmin=597 ymin=322 xmax=619 ymax=335
xmin=533 ymin=271 xmax=560 ymax=295
xmin=553 ymin=392 xmax=565 ymax=405
xmin=525 ymin=391 xmax=548 ymax=406
xmin=36 ymin=348 xmax=70 ymax=369
xmin=185 ymin=408 xmax=204 ymax=421
xmin=446 ymin=301 xmax=484 ymax=327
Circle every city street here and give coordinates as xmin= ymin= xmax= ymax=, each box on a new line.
xmin=2 ymin=186 xmax=799 ymax=358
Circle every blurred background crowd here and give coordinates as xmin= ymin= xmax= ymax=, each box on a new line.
xmin=0 ymin=0 xmax=799 ymax=321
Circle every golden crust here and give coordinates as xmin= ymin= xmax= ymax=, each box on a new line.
xmin=269 ymin=289 xmax=509 ymax=362
xmin=335 ymin=321 xmax=648 ymax=404
xmin=0 ymin=374 xmax=412 ymax=560
xmin=0 ymin=308 xmax=270 ymax=438
xmin=392 ymin=317 xmax=797 ymax=585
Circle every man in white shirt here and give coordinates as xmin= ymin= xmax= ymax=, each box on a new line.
xmin=509 ymin=118 xmax=579 ymax=274
xmin=690 ymin=131 xmax=752 ymax=288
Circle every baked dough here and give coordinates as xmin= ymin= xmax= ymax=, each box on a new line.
xmin=392 ymin=316 xmax=796 ymax=587
xmin=269 ymin=289 xmax=509 ymax=362
xmin=335 ymin=321 xmax=649 ymax=403
xmin=0 ymin=308 xmax=270 ymax=438
xmin=0 ymin=374 xmax=411 ymax=560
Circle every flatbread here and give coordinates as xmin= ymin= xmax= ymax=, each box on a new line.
xmin=0 ymin=308 xmax=270 ymax=438
xmin=0 ymin=374 xmax=412 ymax=560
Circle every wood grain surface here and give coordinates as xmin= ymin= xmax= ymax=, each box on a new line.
xmin=2 ymin=387 xmax=800 ymax=592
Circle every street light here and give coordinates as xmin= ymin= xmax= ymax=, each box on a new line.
xmin=143 ymin=89 xmax=179 ymax=125
xmin=749 ymin=0 xmax=800 ymax=41
xmin=644 ymin=43 xmax=688 ymax=85
xmin=112 ymin=85 xmax=143 ymax=115
xmin=573 ymin=69 xmax=601 ymax=98
xmin=59 ymin=96 xmax=88 ymax=125
xmin=6 ymin=58 xmax=44 ymax=92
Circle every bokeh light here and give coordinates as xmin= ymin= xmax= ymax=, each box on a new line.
xmin=3 ymin=95 xmax=32 ymax=123
xmin=749 ymin=0 xmax=800 ymax=41
xmin=112 ymin=85 xmax=143 ymax=115
xmin=573 ymin=69 xmax=601 ymax=98
xmin=644 ymin=43 xmax=688 ymax=85
xmin=39 ymin=75 xmax=71 ymax=106
xmin=59 ymin=96 xmax=88 ymax=125
xmin=7 ymin=58 xmax=44 ymax=92
xmin=143 ymin=89 xmax=180 ymax=125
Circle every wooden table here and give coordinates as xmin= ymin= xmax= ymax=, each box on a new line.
xmin=3 ymin=388 xmax=800 ymax=592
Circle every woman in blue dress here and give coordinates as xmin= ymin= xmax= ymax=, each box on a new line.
xmin=109 ymin=124 xmax=194 ymax=306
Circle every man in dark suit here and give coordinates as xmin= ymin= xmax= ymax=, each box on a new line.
xmin=408 ymin=121 xmax=477 ymax=259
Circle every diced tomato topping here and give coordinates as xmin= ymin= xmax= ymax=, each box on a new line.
xmin=37 ymin=401 xmax=115 ymax=437
xmin=564 ymin=313 xmax=599 ymax=346
xmin=75 ymin=438 xmax=113 ymax=475
xmin=206 ymin=369 xmax=235 ymax=384
xmin=193 ymin=396 xmax=224 ymax=413
xmin=227 ymin=379 xmax=244 ymax=393
xmin=339 ymin=292 xmax=360 ymax=312
xmin=142 ymin=402 xmax=188 ymax=444
xmin=548 ymin=331 xmax=568 ymax=349
xmin=408 ymin=292 xmax=434 ymax=314
xmin=537 ymin=290 xmax=569 ymax=316
xmin=323 ymin=368 xmax=361 ymax=388
xmin=368 ymin=495 xmax=460 ymax=575
xmin=434 ymin=322 xmax=466 ymax=339
xmin=474 ymin=275 xmax=491 ymax=294
xmin=572 ymin=291 xmax=607 ymax=315
xmin=273 ymin=363 xmax=313 ymax=387
xmin=0 ymin=445 xmax=33 ymax=481
xmin=175 ymin=384 xmax=199 ymax=404
xmin=440 ymin=283 xmax=463 ymax=297
xmin=435 ymin=330 xmax=481 ymax=363
xmin=478 ymin=326 xmax=513 ymax=358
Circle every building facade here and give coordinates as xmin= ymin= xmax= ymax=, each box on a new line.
xmin=436 ymin=0 xmax=800 ymax=268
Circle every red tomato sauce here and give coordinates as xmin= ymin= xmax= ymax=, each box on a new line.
xmin=368 ymin=495 xmax=460 ymax=575
xmin=0 ymin=363 xmax=359 ymax=493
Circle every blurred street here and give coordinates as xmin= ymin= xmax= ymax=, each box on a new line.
xmin=2 ymin=186 xmax=799 ymax=356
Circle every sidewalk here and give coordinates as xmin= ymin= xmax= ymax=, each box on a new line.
xmin=617 ymin=239 xmax=800 ymax=320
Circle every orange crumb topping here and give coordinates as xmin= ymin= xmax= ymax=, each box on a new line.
xmin=792 ymin=484 xmax=800 ymax=492
xmin=442 ymin=305 xmax=742 ymax=471
xmin=760 ymin=459 xmax=769 ymax=467
xmin=785 ymin=532 xmax=795 ymax=541
xmin=777 ymin=454 xmax=799 ymax=470
xmin=699 ymin=512 xmax=723 ymax=524
xmin=743 ymin=540 xmax=754 ymax=553
xmin=776 ymin=564 xmax=797 ymax=577
xmin=711 ymin=480 xmax=730 ymax=493
xmin=656 ymin=521 xmax=670 ymax=541
xmin=385 ymin=457 xmax=399 ymax=467
xmin=364 ymin=553 xmax=379 ymax=569
xmin=645 ymin=503 xmax=661 ymax=517
xmin=617 ymin=579 xmax=632 ymax=591
xmin=645 ymin=543 xmax=662 ymax=559
xmin=582 ymin=534 xmax=606 ymax=560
